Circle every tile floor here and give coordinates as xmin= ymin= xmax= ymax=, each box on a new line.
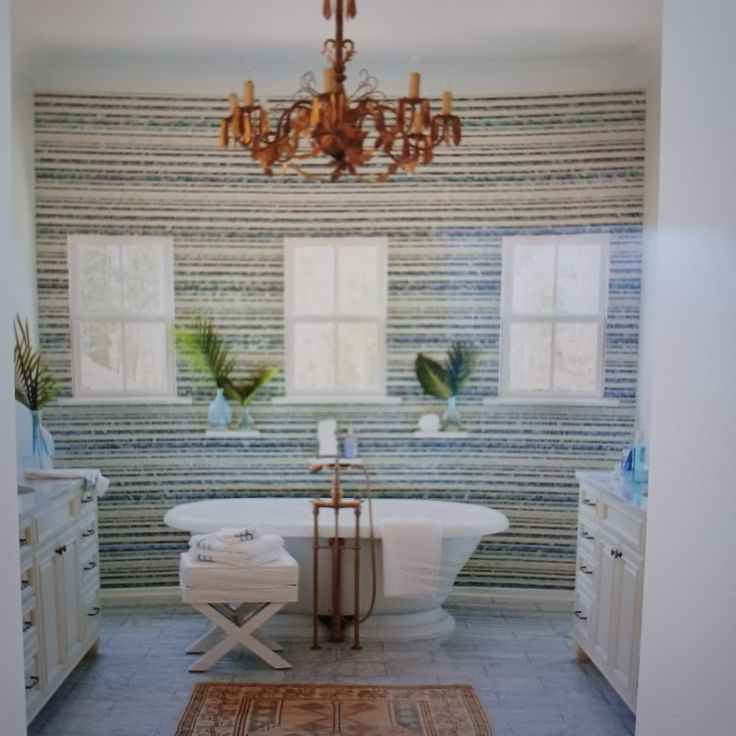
xmin=28 ymin=602 xmax=635 ymax=736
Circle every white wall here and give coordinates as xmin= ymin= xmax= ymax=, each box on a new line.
xmin=636 ymin=1 xmax=736 ymax=734
xmin=0 ymin=0 xmax=30 ymax=732
xmin=635 ymin=51 xmax=661 ymax=437
xmin=11 ymin=71 xmax=37 ymax=328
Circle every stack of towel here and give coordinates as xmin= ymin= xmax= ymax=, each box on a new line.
xmin=188 ymin=526 xmax=285 ymax=567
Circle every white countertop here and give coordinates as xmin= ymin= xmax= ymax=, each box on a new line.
xmin=18 ymin=477 xmax=84 ymax=519
xmin=576 ymin=470 xmax=647 ymax=512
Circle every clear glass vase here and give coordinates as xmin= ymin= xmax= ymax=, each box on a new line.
xmin=238 ymin=405 xmax=256 ymax=431
xmin=207 ymin=388 xmax=232 ymax=430
xmin=31 ymin=410 xmax=55 ymax=469
xmin=441 ymin=396 xmax=462 ymax=431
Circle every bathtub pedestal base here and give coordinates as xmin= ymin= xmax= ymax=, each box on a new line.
xmin=264 ymin=606 xmax=455 ymax=642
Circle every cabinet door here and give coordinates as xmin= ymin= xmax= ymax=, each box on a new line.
xmin=591 ymin=533 xmax=617 ymax=668
xmin=36 ymin=543 xmax=65 ymax=692
xmin=609 ymin=548 xmax=643 ymax=700
xmin=59 ymin=527 xmax=84 ymax=664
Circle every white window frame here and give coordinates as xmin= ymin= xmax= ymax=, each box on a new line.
xmin=283 ymin=236 xmax=388 ymax=401
xmin=500 ymin=234 xmax=609 ymax=400
xmin=68 ymin=234 xmax=177 ymax=400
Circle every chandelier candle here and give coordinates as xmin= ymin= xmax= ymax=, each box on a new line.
xmin=219 ymin=0 xmax=462 ymax=180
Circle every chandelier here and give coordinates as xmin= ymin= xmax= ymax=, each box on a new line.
xmin=219 ymin=0 xmax=462 ymax=181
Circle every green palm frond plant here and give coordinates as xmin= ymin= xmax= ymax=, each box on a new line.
xmin=14 ymin=315 xmax=59 ymax=467
xmin=230 ymin=365 xmax=281 ymax=430
xmin=415 ymin=341 xmax=480 ymax=431
xmin=174 ymin=315 xmax=236 ymax=429
xmin=14 ymin=315 xmax=59 ymax=411
xmin=174 ymin=315 xmax=235 ymax=391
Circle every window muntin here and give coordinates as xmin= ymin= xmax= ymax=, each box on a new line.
xmin=68 ymin=235 xmax=176 ymax=398
xmin=500 ymin=234 xmax=609 ymax=399
xmin=284 ymin=237 xmax=387 ymax=399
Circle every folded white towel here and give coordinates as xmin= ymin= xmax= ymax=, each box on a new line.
xmin=204 ymin=526 xmax=262 ymax=544
xmin=189 ymin=533 xmax=284 ymax=560
xmin=180 ymin=549 xmax=298 ymax=587
xmin=25 ymin=468 xmax=110 ymax=497
xmin=381 ymin=518 xmax=442 ymax=599
xmin=189 ymin=547 xmax=284 ymax=567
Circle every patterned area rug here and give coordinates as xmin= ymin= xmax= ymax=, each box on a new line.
xmin=174 ymin=683 xmax=493 ymax=735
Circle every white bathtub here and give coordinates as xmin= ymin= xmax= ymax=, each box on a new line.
xmin=165 ymin=498 xmax=509 ymax=639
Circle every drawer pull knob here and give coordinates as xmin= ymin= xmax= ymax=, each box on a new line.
xmin=579 ymin=564 xmax=593 ymax=575
xmin=82 ymin=529 xmax=95 ymax=538
xmin=83 ymin=562 xmax=97 ymax=572
xmin=23 ymin=620 xmax=33 ymax=632
xmin=81 ymin=496 xmax=94 ymax=504
xmin=87 ymin=606 xmax=101 ymax=617
xmin=615 ymin=550 xmax=623 ymax=559
xmin=574 ymin=609 xmax=588 ymax=621
xmin=25 ymin=675 xmax=39 ymax=690
xmin=21 ymin=579 xmax=30 ymax=590
xmin=581 ymin=531 xmax=594 ymax=540
xmin=55 ymin=544 xmax=67 ymax=555
xmin=582 ymin=499 xmax=597 ymax=507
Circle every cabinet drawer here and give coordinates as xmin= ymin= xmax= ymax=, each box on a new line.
xmin=579 ymin=487 xmax=600 ymax=520
xmin=24 ymin=652 xmax=43 ymax=719
xmin=577 ymin=516 xmax=597 ymax=556
xmin=576 ymin=554 xmax=596 ymax=596
xmin=600 ymin=499 xmax=645 ymax=553
xmin=573 ymin=590 xmax=593 ymax=643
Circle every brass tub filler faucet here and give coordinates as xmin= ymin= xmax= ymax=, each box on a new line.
xmin=308 ymin=452 xmax=376 ymax=651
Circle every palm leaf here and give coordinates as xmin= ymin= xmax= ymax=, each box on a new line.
xmin=233 ymin=365 xmax=281 ymax=405
xmin=445 ymin=341 xmax=480 ymax=395
xmin=174 ymin=315 xmax=235 ymax=389
xmin=14 ymin=315 xmax=59 ymax=410
xmin=415 ymin=353 xmax=452 ymax=400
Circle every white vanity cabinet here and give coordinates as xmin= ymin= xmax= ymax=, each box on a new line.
xmin=18 ymin=479 xmax=101 ymax=723
xmin=573 ymin=470 xmax=646 ymax=713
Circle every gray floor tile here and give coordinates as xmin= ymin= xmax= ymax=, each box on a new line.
xmin=27 ymin=601 xmax=635 ymax=736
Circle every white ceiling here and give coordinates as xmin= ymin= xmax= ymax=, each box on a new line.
xmin=12 ymin=0 xmax=662 ymax=94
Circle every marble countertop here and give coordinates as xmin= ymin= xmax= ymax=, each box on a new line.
xmin=18 ymin=477 xmax=84 ymax=519
xmin=575 ymin=469 xmax=648 ymax=512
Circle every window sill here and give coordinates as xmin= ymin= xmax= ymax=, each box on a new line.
xmin=272 ymin=396 xmax=402 ymax=405
xmin=56 ymin=396 xmax=193 ymax=406
xmin=482 ymin=396 xmax=621 ymax=408
xmin=205 ymin=429 xmax=261 ymax=438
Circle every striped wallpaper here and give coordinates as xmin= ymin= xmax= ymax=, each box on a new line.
xmin=35 ymin=90 xmax=645 ymax=591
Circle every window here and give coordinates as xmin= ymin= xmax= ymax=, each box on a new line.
xmin=500 ymin=234 xmax=608 ymax=399
xmin=284 ymin=237 xmax=387 ymax=399
xmin=68 ymin=235 xmax=176 ymax=399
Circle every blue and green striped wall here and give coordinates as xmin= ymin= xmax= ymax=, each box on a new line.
xmin=35 ymin=90 xmax=646 ymax=590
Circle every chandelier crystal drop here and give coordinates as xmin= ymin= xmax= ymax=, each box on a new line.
xmin=219 ymin=0 xmax=462 ymax=181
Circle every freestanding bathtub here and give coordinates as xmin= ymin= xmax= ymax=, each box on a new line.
xmin=165 ymin=498 xmax=509 ymax=639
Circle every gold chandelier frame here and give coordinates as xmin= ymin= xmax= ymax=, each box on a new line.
xmin=219 ymin=0 xmax=462 ymax=181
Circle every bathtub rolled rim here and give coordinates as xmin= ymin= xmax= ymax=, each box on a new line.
xmin=164 ymin=497 xmax=509 ymax=539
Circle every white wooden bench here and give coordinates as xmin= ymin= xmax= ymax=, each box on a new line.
xmin=179 ymin=549 xmax=298 ymax=672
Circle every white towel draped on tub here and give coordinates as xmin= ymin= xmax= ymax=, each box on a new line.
xmin=381 ymin=518 xmax=442 ymax=599
xmin=25 ymin=468 xmax=110 ymax=496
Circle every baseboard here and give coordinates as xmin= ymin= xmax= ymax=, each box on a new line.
xmin=448 ymin=586 xmax=574 ymax=611
xmin=102 ymin=586 xmax=182 ymax=605
xmin=102 ymin=585 xmax=574 ymax=611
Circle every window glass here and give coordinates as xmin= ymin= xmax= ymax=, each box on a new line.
xmin=508 ymin=322 xmax=553 ymax=392
xmin=293 ymin=322 xmax=336 ymax=392
xmin=502 ymin=235 xmax=608 ymax=398
xmin=512 ymin=244 xmax=555 ymax=315
xmin=285 ymin=237 xmax=387 ymax=397
xmin=69 ymin=235 xmax=175 ymax=398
